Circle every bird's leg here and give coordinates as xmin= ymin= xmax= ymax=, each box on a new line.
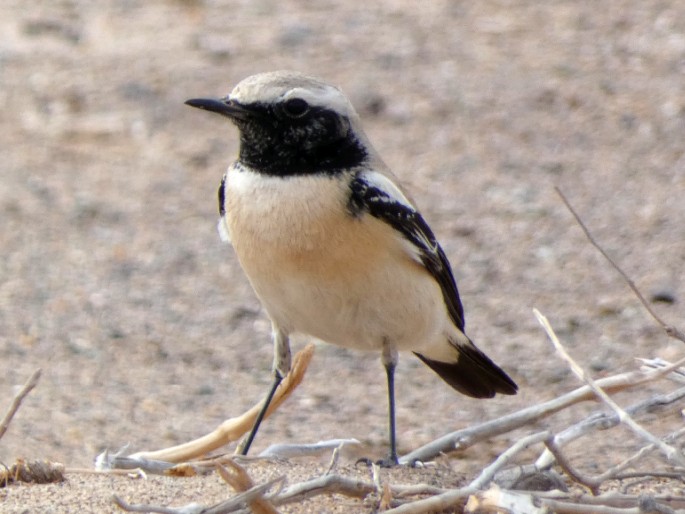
xmin=381 ymin=340 xmax=399 ymax=466
xmin=238 ymin=328 xmax=291 ymax=455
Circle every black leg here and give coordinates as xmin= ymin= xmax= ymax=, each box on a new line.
xmin=384 ymin=359 xmax=399 ymax=466
xmin=380 ymin=340 xmax=399 ymax=466
xmin=238 ymin=371 xmax=283 ymax=455
xmin=238 ymin=328 xmax=291 ymax=455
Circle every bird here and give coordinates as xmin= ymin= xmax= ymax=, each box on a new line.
xmin=185 ymin=71 xmax=517 ymax=465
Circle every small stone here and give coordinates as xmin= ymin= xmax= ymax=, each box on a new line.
xmin=650 ymin=290 xmax=676 ymax=304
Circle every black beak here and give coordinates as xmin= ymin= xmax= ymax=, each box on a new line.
xmin=185 ymin=97 xmax=249 ymax=120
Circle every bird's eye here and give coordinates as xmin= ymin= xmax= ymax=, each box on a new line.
xmin=282 ymin=98 xmax=310 ymax=118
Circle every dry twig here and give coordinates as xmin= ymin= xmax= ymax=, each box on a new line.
xmin=259 ymin=438 xmax=360 ymax=459
xmin=113 ymin=473 xmax=284 ymax=514
xmin=535 ymin=309 xmax=685 ymax=467
xmin=556 ymin=187 xmax=685 ymax=344
xmin=535 ymin=386 xmax=685 ymax=470
xmin=128 ymin=344 xmax=314 ymax=463
xmin=216 ymin=459 xmax=281 ymax=514
xmin=469 ymin=431 xmax=551 ymax=490
xmin=400 ymin=355 xmax=685 ymax=464
xmin=466 ymin=487 xmax=683 ymax=514
xmin=382 ymin=486 xmax=476 ymax=514
xmin=272 ymin=473 xmax=376 ymax=506
xmin=0 ymin=368 xmax=41 ymax=442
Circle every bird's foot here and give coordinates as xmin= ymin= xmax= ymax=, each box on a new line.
xmin=355 ymin=453 xmax=400 ymax=468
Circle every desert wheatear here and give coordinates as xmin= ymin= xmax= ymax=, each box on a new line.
xmin=186 ymin=71 xmax=517 ymax=465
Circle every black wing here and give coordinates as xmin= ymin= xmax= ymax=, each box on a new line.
xmin=348 ymin=172 xmax=518 ymax=398
xmin=347 ymin=173 xmax=465 ymax=332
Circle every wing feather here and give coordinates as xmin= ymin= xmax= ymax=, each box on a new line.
xmin=347 ymin=171 xmax=465 ymax=331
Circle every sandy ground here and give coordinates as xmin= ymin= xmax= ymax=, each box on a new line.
xmin=1 ymin=0 xmax=685 ymax=512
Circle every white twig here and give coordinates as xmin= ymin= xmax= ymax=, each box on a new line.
xmin=128 ymin=344 xmax=314 ymax=463
xmin=639 ymin=358 xmax=685 ymax=384
xmin=258 ymin=438 xmax=360 ymax=459
xmin=113 ymin=495 xmax=204 ymax=514
xmin=272 ymin=474 xmax=376 ymax=505
xmin=469 ymin=431 xmax=551 ymax=489
xmin=465 ymin=487 xmax=547 ymax=514
xmin=535 ymin=385 xmax=685 ymax=469
xmin=383 ymin=486 xmax=476 ymax=514
xmin=534 ymin=308 xmax=685 ymax=467
xmin=400 ymin=354 xmax=685 ymax=464
xmin=113 ymin=476 xmax=283 ymax=514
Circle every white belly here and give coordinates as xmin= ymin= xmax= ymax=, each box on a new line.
xmin=223 ymin=167 xmax=448 ymax=352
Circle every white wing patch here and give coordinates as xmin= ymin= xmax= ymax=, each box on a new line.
xmin=217 ymin=218 xmax=231 ymax=243
xmin=358 ymin=170 xmax=414 ymax=207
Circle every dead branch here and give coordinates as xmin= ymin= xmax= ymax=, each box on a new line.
xmin=113 ymin=474 xmax=284 ymax=514
xmin=466 ymin=487 xmax=685 ymax=514
xmin=535 ymin=385 xmax=685 ymax=469
xmin=465 ymin=487 xmax=546 ymax=514
xmin=113 ymin=494 xmax=193 ymax=514
xmin=216 ymin=460 xmax=281 ymax=514
xmin=96 ymin=447 xmax=177 ymax=474
xmin=128 ymin=344 xmax=314 ymax=463
xmin=382 ymin=486 xmax=476 ymax=514
xmin=400 ymin=354 xmax=685 ymax=464
xmin=534 ymin=490 xmax=685 ymax=511
xmin=556 ymin=187 xmax=685 ymax=344
xmin=545 ymin=423 xmax=685 ymax=496
xmin=535 ymin=309 xmax=685 ymax=467
xmin=469 ymin=431 xmax=551 ymax=490
xmin=0 ymin=368 xmax=41 ymax=442
xmin=272 ymin=473 xmax=376 ymax=506
xmin=258 ymin=438 xmax=360 ymax=459
xmin=544 ymin=436 xmax=603 ymax=494
xmin=640 ymin=359 xmax=685 ymax=384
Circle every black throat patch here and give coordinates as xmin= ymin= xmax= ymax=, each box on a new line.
xmin=234 ymin=102 xmax=368 ymax=177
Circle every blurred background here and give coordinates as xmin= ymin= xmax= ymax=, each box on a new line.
xmin=1 ymin=0 xmax=684 ymax=469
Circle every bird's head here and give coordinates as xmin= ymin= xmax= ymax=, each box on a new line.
xmin=186 ymin=71 xmax=371 ymax=177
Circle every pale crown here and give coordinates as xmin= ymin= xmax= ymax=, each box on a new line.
xmin=228 ymin=71 xmax=357 ymax=119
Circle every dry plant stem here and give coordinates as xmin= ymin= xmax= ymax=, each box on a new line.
xmin=533 ymin=491 xmax=685 ymax=509
xmin=383 ymin=486 xmax=476 ymax=514
xmin=535 ymin=309 xmax=685 ymax=467
xmin=129 ymin=344 xmax=314 ymax=463
xmin=555 ymin=187 xmax=685 ymax=344
xmin=535 ymin=385 xmax=685 ymax=469
xmin=0 ymin=368 xmax=41 ymax=442
xmin=113 ymin=477 xmax=283 ymax=514
xmin=557 ymin=423 xmax=685 ymax=493
xmin=400 ymin=355 xmax=685 ymax=464
xmin=272 ymin=474 xmax=376 ymax=506
xmin=467 ymin=489 xmax=681 ymax=514
xmin=532 ymin=499 xmax=671 ymax=514
xmin=544 ymin=437 xmax=602 ymax=494
xmin=216 ymin=460 xmax=281 ymax=514
xmin=65 ymin=467 xmax=145 ymax=476
xmin=258 ymin=438 xmax=359 ymax=458
xmin=465 ymin=488 xmax=546 ymax=514
xmin=639 ymin=359 xmax=685 ymax=384
xmin=112 ymin=495 xmax=197 ymax=514
xmin=324 ymin=445 xmax=341 ymax=475
xmin=469 ymin=430 xmax=551 ymax=489
xmin=393 ymin=484 xmax=450 ymax=498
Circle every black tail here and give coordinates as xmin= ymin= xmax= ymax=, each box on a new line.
xmin=414 ymin=343 xmax=517 ymax=399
